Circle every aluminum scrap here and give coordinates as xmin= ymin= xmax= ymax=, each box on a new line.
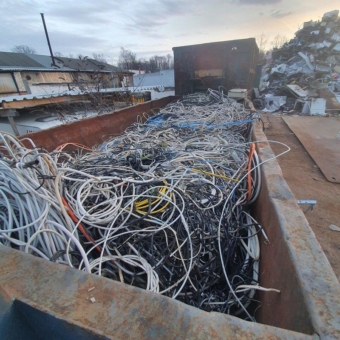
xmin=257 ymin=9 xmax=340 ymax=115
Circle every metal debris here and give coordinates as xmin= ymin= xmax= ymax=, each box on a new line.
xmin=329 ymin=224 xmax=340 ymax=232
xmin=256 ymin=10 xmax=340 ymax=115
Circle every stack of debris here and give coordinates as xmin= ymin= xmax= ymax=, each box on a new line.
xmin=256 ymin=9 xmax=340 ymax=115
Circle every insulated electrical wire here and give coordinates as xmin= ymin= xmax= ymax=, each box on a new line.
xmin=0 ymin=89 xmax=287 ymax=320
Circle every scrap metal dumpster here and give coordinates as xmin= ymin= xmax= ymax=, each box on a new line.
xmin=173 ymin=38 xmax=259 ymax=95
xmin=0 ymin=97 xmax=339 ymax=339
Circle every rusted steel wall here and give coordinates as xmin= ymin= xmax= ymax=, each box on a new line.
xmin=172 ymin=38 xmax=259 ymax=95
xmin=0 ymin=246 xmax=315 ymax=340
xmin=252 ymin=122 xmax=340 ymax=338
xmin=20 ymin=96 xmax=179 ymax=151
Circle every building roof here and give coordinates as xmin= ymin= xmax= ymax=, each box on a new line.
xmin=0 ymin=52 xmax=130 ymax=73
xmin=133 ymin=69 xmax=174 ymax=88
xmin=52 ymin=57 xmax=117 ymax=73
xmin=86 ymin=58 xmax=119 ymax=72
xmin=0 ymin=67 xmax=63 ymax=72
xmin=27 ymin=54 xmax=74 ymax=71
xmin=0 ymin=52 xmax=47 ymax=70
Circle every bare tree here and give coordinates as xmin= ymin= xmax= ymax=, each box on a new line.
xmin=118 ymin=48 xmax=137 ymax=70
xmin=256 ymin=34 xmax=268 ymax=61
xmin=117 ymin=48 xmax=173 ymax=73
xmin=148 ymin=56 xmax=158 ymax=73
xmin=92 ymin=53 xmax=107 ymax=63
xmin=11 ymin=45 xmax=36 ymax=54
xmin=166 ymin=53 xmax=174 ymax=69
xmin=54 ymin=52 xmax=63 ymax=57
xmin=271 ymin=34 xmax=288 ymax=50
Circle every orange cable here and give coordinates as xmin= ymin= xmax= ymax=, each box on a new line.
xmin=61 ymin=197 xmax=102 ymax=253
xmin=247 ymin=143 xmax=255 ymax=202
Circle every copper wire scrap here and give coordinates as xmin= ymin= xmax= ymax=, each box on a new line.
xmin=0 ymin=89 xmax=284 ymax=321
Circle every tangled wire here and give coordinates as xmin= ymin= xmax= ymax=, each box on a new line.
xmin=0 ymin=89 xmax=283 ymax=321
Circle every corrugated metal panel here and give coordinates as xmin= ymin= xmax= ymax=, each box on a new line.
xmin=87 ymin=58 xmax=119 ymax=72
xmin=55 ymin=57 xmax=113 ymax=72
xmin=0 ymin=67 xmax=64 ymax=72
xmin=27 ymin=54 xmax=73 ymax=70
xmin=0 ymin=88 xmax=124 ymax=103
xmin=0 ymin=53 xmax=120 ymax=73
xmin=0 ymin=73 xmax=18 ymax=94
xmin=0 ymin=52 xmax=45 ymax=68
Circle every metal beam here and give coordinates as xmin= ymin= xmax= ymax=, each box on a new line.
xmin=40 ymin=13 xmax=56 ymax=67
xmin=8 ymin=116 xmax=19 ymax=136
xmin=0 ymin=109 xmax=20 ymax=136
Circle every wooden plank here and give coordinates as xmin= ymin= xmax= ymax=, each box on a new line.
xmin=1 ymin=95 xmax=86 ymax=109
xmin=283 ymin=116 xmax=340 ymax=183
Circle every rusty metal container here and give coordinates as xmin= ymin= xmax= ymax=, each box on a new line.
xmin=0 ymin=97 xmax=339 ymax=339
xmin=172 ymin=38 xmax=259 ymax=95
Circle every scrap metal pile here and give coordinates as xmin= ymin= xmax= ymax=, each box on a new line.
xmin=0 ymin=90 xmax=280 ymax=320
xmin=257 ymin=9 xmax=340 ymax=115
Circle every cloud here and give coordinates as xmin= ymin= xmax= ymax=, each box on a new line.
xmin=48 ymin=1 xmax=122 ymax=26
xmin=124 ymin=0 xmax=196 ymax=33
xmin=49 ymin=31 xmax=106 ymax=50
xmin=131 ymin=18 xmax=165 ymax=29
xmin=271 ymin=10 xmax=293 ymax=18
xmin=137 ymin=49 xmax=174 ymax=57
xmin=0 ymin=0 xmax=303 ymax=62
xmin=237 ymin=0 xmax=282 ymax=4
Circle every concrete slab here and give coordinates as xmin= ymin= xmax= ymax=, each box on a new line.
xmin=283 ymin=116 xmax=340 ymax=183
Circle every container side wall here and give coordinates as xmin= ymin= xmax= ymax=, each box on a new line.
xmin=253 ymin=122 xmax=340 ymax=338
xmin=20 ymin=96 xmax=179 ymax=151
xmin=0 ymin=246 xmax=314 ymax=340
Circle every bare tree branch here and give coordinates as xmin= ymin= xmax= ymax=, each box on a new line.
xmin=93 ymin=53 xmax=107 ymax=63
xmin=11 ymin=45 xmax=36 ymax=54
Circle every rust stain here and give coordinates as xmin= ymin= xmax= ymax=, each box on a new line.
xmin=20 ymin=96 xmax=177 ymax=151
xmin=0 ymin=285 xmax=12 ymax=302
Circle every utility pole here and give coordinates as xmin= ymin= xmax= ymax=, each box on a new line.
xmin=40 ymin=13 xmax=56 ymax=67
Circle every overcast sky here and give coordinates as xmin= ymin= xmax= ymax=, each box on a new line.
xmin=0 ymin=0 xmax=338 ymax=63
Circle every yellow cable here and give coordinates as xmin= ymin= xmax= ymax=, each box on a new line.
xmin=135 ymin=186 xmax=168 ymax=207
xmin=135 ymin=192 xmax=172 ymax=215
xmin=134 ymin=181 xmax=172 ymax=215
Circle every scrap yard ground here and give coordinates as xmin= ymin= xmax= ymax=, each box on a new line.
xmin=263 ymin=113 xmax=340 ymax=282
